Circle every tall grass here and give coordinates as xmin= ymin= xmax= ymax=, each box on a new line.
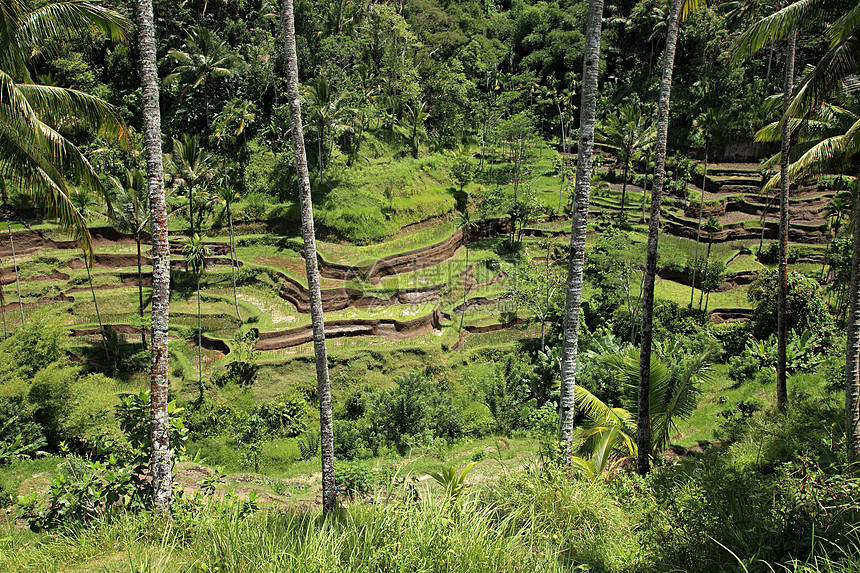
xmin=2 ymin=493 xmax=573 ymax=572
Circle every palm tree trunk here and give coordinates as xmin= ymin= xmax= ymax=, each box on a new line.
xmin=690 ymin=144 xmax=708 ymax=308
xmin=459 ymin=242 xmax=468 ymax=333
xmin=0 ymin=283 xmax=7 ymax=339
xmin=136 ymin=0 xmax=172 ymax=515
xmin=85 ymin=257 xmax=108 ymax=354
xmin=558 ymin=0 xmax=604 ymax=451
xmin=620 ymin=161 xmax=629 ymax=220
xmin=557 ymin=101 xmax=567 ymax=211
xmin=638 ymin=0 xmax=683 ymax=476
xmin=282 ymin=0 xmax=336 ymax=515
xmin=137 ymin=233 xmax=146 ymax=347
xmin=318 ymin=124 xmax=325 ymax=186
xmin=189 ymin=186 xmax=195 ymax=237
xmin=699 ymin=240 xmax=712 ymax=311
xmin=845 ymin=166 xmax=860 ymax=465
xmin=6 ymin=220 xmax=24 ymax=325
xmin=196 ymin=269 xmax=202 ymax=393
xmin=777 ymin=31 xmax=796 ymax=413
xmin=227 ymin=203 xmax=241 ymax=322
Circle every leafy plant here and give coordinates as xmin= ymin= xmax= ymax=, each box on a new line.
xmin=427 ymin=461 xmax=478 ymax=499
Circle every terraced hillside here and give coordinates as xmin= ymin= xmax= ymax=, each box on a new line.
xmin=0 ymin=158 xmax=836 ymax=400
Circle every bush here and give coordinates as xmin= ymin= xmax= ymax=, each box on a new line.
xmin=333 ymin=419 xmax=371 ymax=460
xmin=749 ymin=270 xmax=834 ymax=340
xmin=366 ymin=372 xmax=464 ymax=454
xmin=757 ymin=242 xmax=800 ymax=264
xmin=0 ymin=398 xmax=45 ymax=464
xmin=255 ymin=394 xmax=307 ymax=437
xmin=0 ymin=312 xmax=66 ymax=379
xmin=334 ymin=461 xmax=374 ymax=498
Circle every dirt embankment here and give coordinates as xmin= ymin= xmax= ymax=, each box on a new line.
xmin=0 ymin=267 xmax=68 ymax=285
xmin=460 ymin=264 xmax=507 ymax=294
xmin=657 ymin=267 xmax=758 ymax=290
xmin=709 ymin=308 xmax=752 ymax=323
xmin=0 ymin=227 xmax=139 ymax=257
xmin=276 ymin=271 xmax=444 ymax=313
xmin=1 ymin=294 xmax=74 ymax=312
xmin=316 ymin=229 xmax=465 ymax=282
xmin=254 ymin=309 xmax=448 ymax=350
xmin=314 ymin=218 xmax=516 ymax=283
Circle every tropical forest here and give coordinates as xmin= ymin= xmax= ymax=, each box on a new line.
xmin=1 ymin=0 xmax=860 ymax=570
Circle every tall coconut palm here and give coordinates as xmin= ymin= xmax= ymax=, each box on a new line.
xmin=458 ymin=207 xmax=477 ymax=334
xmin=732 ymin=1 xmax=809 ymax=412
xmin=558 ymin=0 xmax=605 ymax=451
xmin=282 ymin=0 xmax=336 ymax=514
xmin=734 ymin=0 xmax=860 ymax=461
xmin=165 ymin=25 xmax=242 ymax=128
xmin=302 ymin=77 xmax=353 ymax=186
xmin=110 ymin=168 xmax=149 ymax=347
xmin=637 ymin=0 xmax=705 ymax=475
xmin=699 ymin=215 xmax=722 ymax=312
xmin=183 ymin=233 xmax=210 ymax=396
xmin=164 ymin=134 xmax=219 ymax=237
xmin=5 ymin=217 xmax=24 ymax=325
xmin=775 ymin=31 xmax=797 ymax=412
xmin=689 ymin=108 xmax=719 ymax=308
xmin=597 ymin=101 xmax=656 ymax=222
xmin=0 ymin=279 xmax=6 ymax=339
xmin=215 ymin=174 xmax=242 ymax=322
xmin=406 ymin=99 xmax=429 ymax=159
xmin=135 ymin=0 xmax=172 ymax=514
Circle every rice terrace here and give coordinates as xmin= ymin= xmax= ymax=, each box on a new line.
xmin=1 ymin=0 xmax=859 ymax=571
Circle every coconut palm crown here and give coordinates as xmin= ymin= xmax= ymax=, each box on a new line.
xmin=0 ymin=0 xmax=130 ymax=257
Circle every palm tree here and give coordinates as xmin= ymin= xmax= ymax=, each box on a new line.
xmin=406 ymin=99 xmax=429 ymax=159
xmin=699 ymin=215 xmax=722 ymax=312
xmin=605 ymin=347 xmax=712 ymax=454
xmin=458 ymin=207 xmax=477 ymax=334
xmin=110 ymin=168 xmax=149 ymax=347
xmin=637 ymin=0 xmax=704 ymax=475
xmin=689 ymin=108 xmax=718 ymax=308
xmin=215 ymin=175 xmax=242 ymax=322
xmin=164 ymin=134 xmax=219 ymax=237
xmin=0 ymin=0 xmax=129 ymax=259
xmin=822 ymin=192 xmax=851 ymax=279
xmin=183 ymin=233 xmax=210 ymax=396
xmin=732 ymin=1 xmax=807 ymax=412
xmin=302 ymin=77 xmax=353 ymax=186
xmin=165 ymin=25 xmax=242 ymax=128
xmin=775 ymin=31 xmax=798 ymax=412
xmin=4 ymin=213 xmax=24 ymax=325
xmin=282 ymin=0 xmax=336 ymax=515
xmin=0 ymin=279 xmax=6 ymax=339
xmin=597 ymin=101 xmax=656 ymax=222
xmin=733 ymin=0 xmax=860 ymax=460
xmin=135 ymin=0 xmax=172 ymax=514
xmin=558 ymin=0 xmax=605 ymax=451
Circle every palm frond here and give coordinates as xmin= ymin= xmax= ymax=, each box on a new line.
xmin=19 ymin=0 xmax=129 ymax=46
xmin=731 ymin=0 xmax=830 ymax=64
xmin=17 ymin=83 xmax=127 ymax=144
xmin=680 ymin=0 xmax=708 ymax=23
xmin=785 ymin=21 xmax=860 ymax=124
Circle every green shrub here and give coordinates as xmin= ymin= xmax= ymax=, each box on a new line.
xmin=0 ymin=398 xmax=46 ymax=464
xmin=334 ymin=461 xmax=374 ymax=498
xmin=749 ymin=270 xmax=834 ymax=340
xmin=255 ymin=393 xmax=307 ymax=437
xmin=333 ymin=419 xmax=371 ymax=460
xmin=367 ymin=371 xmax=464 ymax=454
